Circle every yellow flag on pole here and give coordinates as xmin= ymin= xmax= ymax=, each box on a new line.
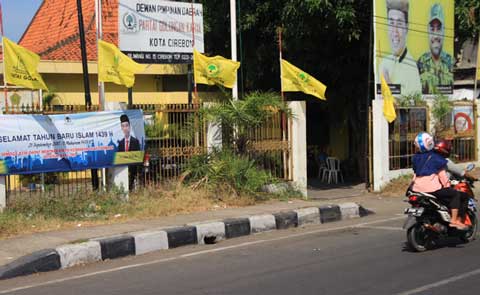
xmin=281 ymin=59 xmax=326 ymax=100
xmin=381 ymin=75 xmax=396 ymax=123
xmin=98 ymin=40 xmax=145 ymax=88
xmin=3 ymin=37 xmax=48 ymax=90
xmin=193 ymin=49 xmax=240 ymax=88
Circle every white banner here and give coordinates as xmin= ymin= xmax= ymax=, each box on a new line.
xmin=0 ymin=110 xmax=145 ymax=175
xmin=119 ymin=0 xmax=204 ymax=64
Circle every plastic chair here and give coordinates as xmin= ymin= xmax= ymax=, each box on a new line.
xmin=317 ymin=161 xmax=327 ymax=179
xmin=322 ymin=157 xmax=344 ymax=184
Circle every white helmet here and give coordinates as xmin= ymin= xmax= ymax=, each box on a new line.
xmin=414 ymin=132 xmax=434 ymax=152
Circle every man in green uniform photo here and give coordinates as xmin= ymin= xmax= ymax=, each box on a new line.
xmin=417 ymin=3 xmax=453 ymax=94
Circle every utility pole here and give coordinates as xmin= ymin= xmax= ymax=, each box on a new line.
xmin=76 ymin=0 xmax=99 ymax=190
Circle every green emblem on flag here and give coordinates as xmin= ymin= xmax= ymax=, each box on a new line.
xmin=298 ymin=72 xmax=309 ymax=83
xmin=206 ymin=63 xmax=220 ymax=78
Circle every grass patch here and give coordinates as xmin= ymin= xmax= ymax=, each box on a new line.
xmin=380 ymin=173 xmax=412 ymax=197
xmin=0 ymin=183 xmax=296 ymax=239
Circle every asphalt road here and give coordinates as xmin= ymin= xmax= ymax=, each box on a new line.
xmin=1 ymin=214 xmax=480 ymax=295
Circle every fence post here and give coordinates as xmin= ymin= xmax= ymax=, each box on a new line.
xmin=288 ymin=101 xmax=307 ymax=198
xmin=105 ymin=102 xmax=130 ymax=199
xmin=0 ymin=176 xmax=6 ymax=211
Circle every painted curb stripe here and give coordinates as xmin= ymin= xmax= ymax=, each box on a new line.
xmin=273 ymin=211 xmax=298 ymax=229
xmin=100 ymin=236 xmax=136 ymax=260
xmin=0 ymin=202 xmax=372 ymax=280
xmin=224 ymin=218 xmax=251 ymax=239
xmin=319 ymin=205 xmax=342 ymax=223
xmin=165 ymin=226 xmax=198 ymax=248
xmin=0 ymin=249 xmax=61 ymax=280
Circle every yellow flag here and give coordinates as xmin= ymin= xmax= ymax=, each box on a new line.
xmin=193 ymin=49 xmax=240 ymax=88
xmin=381 ymin=75 xmax=396 ymax=123
xmin=3 ymin=37 xmax=48 ymax=90
xmin=98 ymin=40 xmax=145 ymax=88
xmin=281 ymin=59 xmax=326 ymax=100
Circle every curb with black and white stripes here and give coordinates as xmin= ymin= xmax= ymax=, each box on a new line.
xmin=0 ymin=202 xmax=373 ymax=280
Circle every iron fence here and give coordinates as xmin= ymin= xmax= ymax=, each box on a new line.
xmin=389 ymin=107 xmax=429 ymax=170
xmin=3 ymin=103 xmax=292 ymax=203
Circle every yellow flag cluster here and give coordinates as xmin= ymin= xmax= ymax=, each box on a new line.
xmin=193 ymin=49 xmax=240 ymax=88
xmin=3 ymin=37 xmax=48 ymax=90
xmin=280 ymin=59 xmax=326 ymax=100
xmin=381 ymin=75 xmax=397 ymax=123
xmin=98 ymin=40 xmax=145 ymax=88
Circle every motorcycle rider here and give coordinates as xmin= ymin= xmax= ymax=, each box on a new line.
xmin=434 ymin=139 xmax=477 ymax=182
xmin=411 ymin=132 xmax=467 ymax=229
xmin=433 ymin=139 xmax=477 ymax=225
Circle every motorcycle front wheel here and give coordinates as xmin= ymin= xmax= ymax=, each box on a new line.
xmin=407 ymin=223 xmax=434 ymax=252
xmin=460 ymin=211 xmax=478 ymax=243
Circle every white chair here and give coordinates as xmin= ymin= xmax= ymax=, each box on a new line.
xmin=322 ymin=157 xmax=344 ymax=184
xmin=317 ymin=161 xmax=327 ymax=179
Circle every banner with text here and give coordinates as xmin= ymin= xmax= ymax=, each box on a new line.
xmin=119 ymin=0 xmax=204 ymax=64
xmin=0 ymin=110 xmax=145 ymax=175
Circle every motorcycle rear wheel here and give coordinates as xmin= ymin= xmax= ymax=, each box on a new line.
xmin=460 ymin=212 xmax=478 ymax=243
xmin=407 ymin=223 xmax=434 ymax=252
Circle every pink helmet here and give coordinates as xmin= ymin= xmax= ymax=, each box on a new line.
xmin=414 ymin=132 xmax=434 ymax=153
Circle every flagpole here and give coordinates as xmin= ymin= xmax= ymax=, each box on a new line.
xmin=0 ymin=1 xmax=7 ymax=113
xmin=277 ymin=27 xmax=289 ymax=179
xmin=230 ymin=0 xmax=238 ymax=100
xmin=190 ymin=0 xmax=198 ymax=103
xmin=278 ymin=27 xmax=284 ymax=101
xmin=95 ymin=0 xmax=105 ymax=111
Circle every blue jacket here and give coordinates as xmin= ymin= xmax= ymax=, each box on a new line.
xmin=412 ymin=151 xmax=447 ymax=176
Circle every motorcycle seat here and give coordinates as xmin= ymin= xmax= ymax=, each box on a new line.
xmin=406 ymin=190 xmax=437 ymax=199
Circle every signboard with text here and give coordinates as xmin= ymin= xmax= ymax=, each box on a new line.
xmin=374 ymin=0 xmax=454 ymax=97
xmin=119 ymin=0 xmax=204 ymax=64
xmin=0 ymin=110 xmax=145 ymax=175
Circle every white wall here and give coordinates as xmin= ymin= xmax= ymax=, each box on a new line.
xmin=372 ymin=99 xmax=413 ymax=191
xmin=372 ymin=97 xmax=480 ymax=192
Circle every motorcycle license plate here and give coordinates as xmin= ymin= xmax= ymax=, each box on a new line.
xmin=405 ymin=207 xmax=424 ymax=217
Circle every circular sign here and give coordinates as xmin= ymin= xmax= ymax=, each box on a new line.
xmin=453 ymin=112 xmax=472 ymax=133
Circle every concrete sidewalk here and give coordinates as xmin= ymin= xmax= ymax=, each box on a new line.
xmin=0 ymin=192 xmax=404 ymax=268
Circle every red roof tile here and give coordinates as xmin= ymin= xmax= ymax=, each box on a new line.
xmin=18 ymin=0 xmax=118 ymax=61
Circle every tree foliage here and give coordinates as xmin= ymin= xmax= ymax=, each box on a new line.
xmin=455 ymin=0 xmax=480 ymax=46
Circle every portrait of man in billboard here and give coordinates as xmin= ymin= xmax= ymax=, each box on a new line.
xmin=377 ymin=0 xmax=421 ymax=96
xmin=118 ymin=114 xmax=140 ymax=152
xmin=417 ymin=3 xmax=453 ymax=94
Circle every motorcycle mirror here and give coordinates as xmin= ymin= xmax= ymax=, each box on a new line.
xmin=466 ymin=163 xmax=475 ymax=172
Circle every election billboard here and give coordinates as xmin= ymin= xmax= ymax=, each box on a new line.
xmin=119 ymin=0 xmax=204 ymax=64
xmin=0 ymin=110 xmax=145 ymax=175
xmin=374 ymin=0 xmax=454 ymax=97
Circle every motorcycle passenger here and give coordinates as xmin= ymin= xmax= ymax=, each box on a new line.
xmin=434 ymin=139 xmax=476 ymax=225
xmin=411 ymin=132 xmax=467 ymax=230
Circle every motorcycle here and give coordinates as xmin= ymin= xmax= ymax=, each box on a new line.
xmin=404 ymin=164 xmax=478 ymax=252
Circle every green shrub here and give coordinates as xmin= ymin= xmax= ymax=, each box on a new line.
xmin=184 ymin=149 xmax=274 ymax=195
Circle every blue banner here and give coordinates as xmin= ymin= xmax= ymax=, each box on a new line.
xmin=0 ymin=110 xmax=145 ymax=175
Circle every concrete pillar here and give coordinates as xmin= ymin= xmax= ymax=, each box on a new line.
xmin=0 ymin=176 xmax=5 ymax=211
xmin=372 ymin=99 xmax=391 ymax=191
xmin=105 ymin=102 xmax=130 ymax=198
xmin=207 ymin=122 xmax=222 ymax=153
xmin=288 ymin=101 xmax=307 ymax=197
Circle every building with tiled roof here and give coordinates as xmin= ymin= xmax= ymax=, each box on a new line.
xmin=1 ymin=0 xmax=189 ymax=106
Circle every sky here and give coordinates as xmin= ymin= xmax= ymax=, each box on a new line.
xmin=2 ymin=0 xmax=43 ymax=42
